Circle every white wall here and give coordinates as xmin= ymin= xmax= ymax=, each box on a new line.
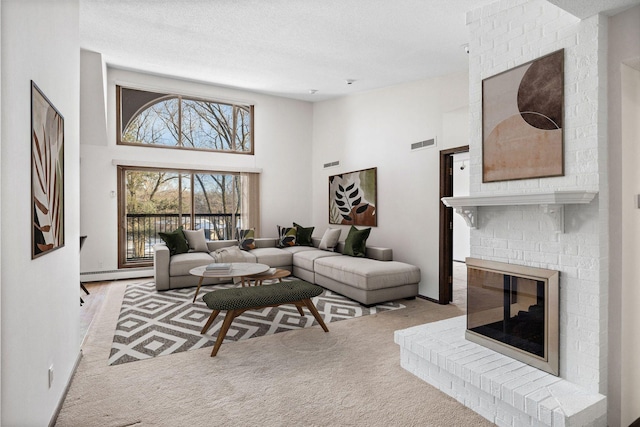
xmin=0 ymin=3 xmax=3 ymax=421
xmin=608 ymin=5 xmax=640 ymax=426
xmin=467 ymin=0 xmax=607 ymax=394
xmin=620 ymin=63 xmax=640 ymax=427
xmin=1 ymin=0 xmax=80 ymax=425
xmin=79 ymin=63 xmax=314 ymax=277
xmin=311 ymin=73 xmax=470 ymax=299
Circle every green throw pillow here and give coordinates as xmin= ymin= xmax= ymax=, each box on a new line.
xmin=277 ymin=226 xmax=297 ymax=247
xmin=343 ymin=225 xmax=371 ymax=257
xmin=293 ymin=222 xmax=314 ymax=246
xmin=237 ymin=228 xmax=256 ymax=251
xmin=158 ymin=226 xmax=189 ymax=256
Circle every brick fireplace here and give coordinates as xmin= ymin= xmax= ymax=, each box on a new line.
xmin=395 ymin=194 xmax=606 ymax=426
xmin=395 ymin=0 xmax=610 ymax=424
xmin=396 ymin=181 xmax=609 ymax=426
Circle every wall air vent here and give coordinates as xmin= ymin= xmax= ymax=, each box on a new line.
xmin=411 ymin=138 xmax=436 ymax=151
xmin=323 ymin=160 xmax=340 ymax=168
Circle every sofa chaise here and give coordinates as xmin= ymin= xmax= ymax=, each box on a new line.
xmin=153 ymin=236 xmax=420 ymax=306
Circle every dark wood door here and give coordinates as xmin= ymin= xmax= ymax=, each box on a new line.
xmin=438 ymin=145 xmax=469 ymax=304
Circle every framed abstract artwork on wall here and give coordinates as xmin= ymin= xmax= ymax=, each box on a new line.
xmin=329 ymin=167 xmax=377 ymax=226
xmin=482 ymin=49 xmax=564 ymax=182
xmin=31 ymin=81 xmax=65 ymax=259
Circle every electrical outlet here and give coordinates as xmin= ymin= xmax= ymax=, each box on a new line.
xmin=48 ymin=366 xmax=54 ymax=388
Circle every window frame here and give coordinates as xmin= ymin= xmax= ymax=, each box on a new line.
xmin=117 ymin=165 xmax=244 ymax=269
xmin=116 ymin=85 xmax=255 ymax=155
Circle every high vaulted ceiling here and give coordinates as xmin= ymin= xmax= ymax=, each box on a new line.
xmin=80 ymin=0 xmax=640 ymax=102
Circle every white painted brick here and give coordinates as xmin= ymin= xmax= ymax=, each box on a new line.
xmin=437 ymin=347 xmax=462 ymax=369
xmin=524 ymin=387 xmax=552 ymax=418
xmin=496 ymin=400 xmax=519 ymax=426
xmin=466 ymin=7 xmax=482 ymax=25
xmin=502 ymin=369 xmax=547 ymax=406
xmin=463 ymin=353 xmax=503 ymax=384
xmin=396 ymin=317 xmax=606 ymax=427
xmin=532 ymin=418 xmax=550 ymax=427
xmin=524 ymin=251 xmax=559 ymax=265
xmin=539 ymin=241 xmax=561 ymax=253
xmin=538 ymin=396 xmax=560 ymax=425
xmin=473 ymin=246 xmax=495 ymax=257
xmin=481 ymin=237 xmax=509 ymax=249
xmin=447 ymin=347 xmax=486 ymax=373
xmin=465 ymin=0 xmax=606 ymax=405
xmin=553 ymin=408 xmax=567 ymax=427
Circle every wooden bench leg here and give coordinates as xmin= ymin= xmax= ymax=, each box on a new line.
xmin=211 ymin=309 xmax=240 ymax=357
xmin=302 ymin=298 xmax=329 ymax=332
xmin=201 ymin=310 xmax=220 ymax=334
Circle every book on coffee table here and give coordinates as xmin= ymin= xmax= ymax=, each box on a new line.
xmin=204 ymin=263 xmax=232 ymax=275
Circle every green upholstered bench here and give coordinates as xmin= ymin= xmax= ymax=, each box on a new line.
xmin=200 ymin=279 xmax=329 ymax=356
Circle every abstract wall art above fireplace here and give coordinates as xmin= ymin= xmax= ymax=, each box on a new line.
xmin=329 ymin=167 xmax=377 ymax=226
xmin=482 ymin=49 xmax=564 ymax=182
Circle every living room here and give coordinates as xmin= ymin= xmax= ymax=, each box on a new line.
xmin=1 ymin=0 xmax=639 ymax=426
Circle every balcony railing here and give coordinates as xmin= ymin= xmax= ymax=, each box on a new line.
xmin=126 ymin=213 xmax=241 ymax=261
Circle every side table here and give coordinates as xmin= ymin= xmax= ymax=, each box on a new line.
xmin=246 ymin=268 xmax=291 ymax=286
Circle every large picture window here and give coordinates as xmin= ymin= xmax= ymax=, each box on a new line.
xmin=118 ymin=166 xmax=259 ymax=268
xmin=117 ymin=86 xmax=254 ymax=154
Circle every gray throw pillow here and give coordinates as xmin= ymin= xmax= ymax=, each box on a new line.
xmin=183 ymin=229 xmax=209 ymax=252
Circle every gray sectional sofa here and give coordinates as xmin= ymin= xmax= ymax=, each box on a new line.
xmin=153 ymin=237 xmax=420 ymax=306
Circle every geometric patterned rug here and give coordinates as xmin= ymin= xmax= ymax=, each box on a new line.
xmin=108 ymin=279 xmax=405 ymax=365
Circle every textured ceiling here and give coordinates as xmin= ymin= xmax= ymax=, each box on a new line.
xmin=546 ymin=0 xmax=640 ymax=19
xmin=80 ymin=0 xmax=499 ymax=101
xmin=79 ymin=0 xmax=639 ymax=102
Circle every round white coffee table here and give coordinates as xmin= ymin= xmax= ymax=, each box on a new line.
xmin=189 ymin=262 xmax=270 ymax=303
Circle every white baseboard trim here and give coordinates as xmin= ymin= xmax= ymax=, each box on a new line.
xmin=80 ymin=268 xmax=153 ymax=283
xmin=49 ymin=350 xmax=83 ymax=427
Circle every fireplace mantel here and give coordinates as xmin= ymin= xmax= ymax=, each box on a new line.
xmin=441 ymin=191 xmax=598 ymax=233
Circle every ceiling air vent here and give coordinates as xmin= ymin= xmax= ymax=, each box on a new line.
xmin=411 ymin=138 xmax=436 ymax=151
xmin=323 ymin=160 xmax=340 ymax=168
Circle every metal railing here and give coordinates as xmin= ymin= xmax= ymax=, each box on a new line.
xmin=125 ymin=213 xmax=241 ymax=261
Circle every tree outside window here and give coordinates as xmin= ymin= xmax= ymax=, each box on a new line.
xmin=119 ymin=167 xmax=246 ymax=267
xmin=117 ymin=86 xmax=253 ymax=154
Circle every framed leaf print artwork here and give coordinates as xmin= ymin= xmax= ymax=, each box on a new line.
xmin=482 ymin=49 xmax=564 ymax=182
xmin=31 ymin=81 xmax=65 ymax=259
xmin=329 ymin=167 xmax=377 ymax=226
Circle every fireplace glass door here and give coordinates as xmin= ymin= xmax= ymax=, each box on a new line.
xmin=465 ymin=258 xmax=559 ymax=375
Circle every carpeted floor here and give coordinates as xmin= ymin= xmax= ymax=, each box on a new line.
xmin=56 ymin=272 xmax=492 ymax=427
xmin=109 ymin=280 xmax=404 ymax=365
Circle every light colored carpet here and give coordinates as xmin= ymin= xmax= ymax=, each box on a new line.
xmin=56 ymin=276 xmax=492 ymax=427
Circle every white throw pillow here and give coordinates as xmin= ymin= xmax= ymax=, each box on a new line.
xmin=183 ymin=229 xmax=209 ymax=252
xmin=318 ymin=228 xmax=341 ymax=251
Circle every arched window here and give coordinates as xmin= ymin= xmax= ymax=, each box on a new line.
xmin=117 ymin=86 xmax=254 ymax=154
